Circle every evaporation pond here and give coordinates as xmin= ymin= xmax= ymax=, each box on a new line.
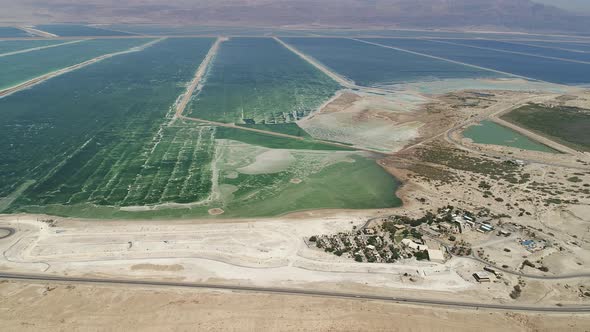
xmin=282 ymin=37 xmax=499 ymax=87
xmin=463 ymin=120 xmax=557 ymax=153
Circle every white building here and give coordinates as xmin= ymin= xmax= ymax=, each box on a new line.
xmin=401 ymin=238 xmax=428 ymax=251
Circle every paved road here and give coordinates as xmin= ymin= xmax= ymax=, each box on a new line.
xmin=0 ymin=272 xmax=588 ymax=313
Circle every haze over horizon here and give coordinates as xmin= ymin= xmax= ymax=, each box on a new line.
xmin=533 ymin=0 xmax=590 ymax=14
xmin=1 ymin=0 xmax=590 ymax=34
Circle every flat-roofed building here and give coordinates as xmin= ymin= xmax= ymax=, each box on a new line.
xmin=401 ymin=238 xmax=428 ymax=251
xmin=473 ymin=272 xmax=491 ymax=283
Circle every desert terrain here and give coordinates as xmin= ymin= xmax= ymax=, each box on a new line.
xmin=1 ymin=86 xmax=590 ymax=315
xmin=1 ymin=280 xmax=589 ymax=332
xmin=1 ymin=23 xmax=590 ymax=330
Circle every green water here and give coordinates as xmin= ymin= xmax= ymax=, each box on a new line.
xmin=0 ymin=40 xmax=69 ymax=55
xmin=0 ymin=38 xmax=153 ymax=90
xmin=219 ymin=155 xmax=401 ymax=217
xmin=215 ymin=127 xmax=351 ymax=151
xmin=186 ymin=38 xmax=340 ymax=127
xmin=463 ymin=120 xmax=557 ymax=153
xmin=0 ymin=38 xmax=214 ymax=200
xmin=1 ymin=36 xmax=401 ymax=219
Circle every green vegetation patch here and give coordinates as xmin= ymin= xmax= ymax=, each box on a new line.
xmin=416 ymin=144 xmax=529 ymax=184
xmin=502 ymin=104 xmax=590 ymax=152
xmin=186 ymin=37 xmax=340 ymax=129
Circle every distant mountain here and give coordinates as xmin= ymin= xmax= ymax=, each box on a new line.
xmin=2 ymin=0 xmax=590 ymax=34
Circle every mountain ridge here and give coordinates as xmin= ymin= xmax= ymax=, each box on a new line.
xmin=1 ymin=0 xmax=589 ymax=34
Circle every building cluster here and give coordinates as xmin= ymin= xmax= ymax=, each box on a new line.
xmin=473 ymin=266 xmax=502 ymax=283
xmin=312 ymin=229 xmax=401 ymax=263
xmin=424 ymin=206 xmax=497 ymax=236
xmin=309 ymin=208 xmax=472 ymax=264
xmin=310 ymin=203 xmax=558 ymax=291
xmin=496 ymin=221 xmax=550 ymax=253
xmin=241 ymin=109 xmax=311 ymax=125
xmin=519 ymin=239 xmax=547 ymax=252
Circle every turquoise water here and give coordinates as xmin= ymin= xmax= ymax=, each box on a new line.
xmin=463 ymin=120 xmax=557 ymax=153
xmin=0 ymin=38 xmax=152 ymax=89
xmin=0 ymin=27 xmax=30 ymax=38
xmin=34 ymin=24 xmax=133 ymax=37
xmin=438 ymin=39 xmax=590 ymax=63
xmin=282 ymin=37 xmax=500 ymax=87
xmin=364 ymin=38 xmax=590 ymax=85
xmin=0 ymin=40 xmax=66 ymax=54
xmin=522 ymin=41 xmax=590 ymax=53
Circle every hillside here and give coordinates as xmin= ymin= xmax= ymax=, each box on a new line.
xmin=1 ymin=0 xmax=589 ymax=33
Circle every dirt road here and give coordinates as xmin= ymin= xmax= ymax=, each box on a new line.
xmin=274 ymin=37 xmax=355 ymax=88
xmin=0 ymin=40 xmax=84 ymax=58
xmin=399 ymin=92 xmax=589 ymax=166
xmin=174 ymin=37 xmax=226 ymax=118
xmin=174 ymin=37 xmax=381 ymax=153
xmin=180 ymin=116 xmax=377 ymax=152
xmin=446 ymin=98 xmax=590 ymax=168
xmin=18 ymin=26 xmax=58 ymax=38
xmin=487 ymin=102 xmax=585 ymax=157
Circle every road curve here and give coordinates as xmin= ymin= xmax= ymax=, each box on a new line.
xmin=0 ymin=272 xmax=588 ymax=313
xmin=0 ymin=227 xmax=15 ymax=239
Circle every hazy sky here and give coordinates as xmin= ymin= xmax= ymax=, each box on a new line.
xmin=534 ymin=0 xmax=590 ymax=13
